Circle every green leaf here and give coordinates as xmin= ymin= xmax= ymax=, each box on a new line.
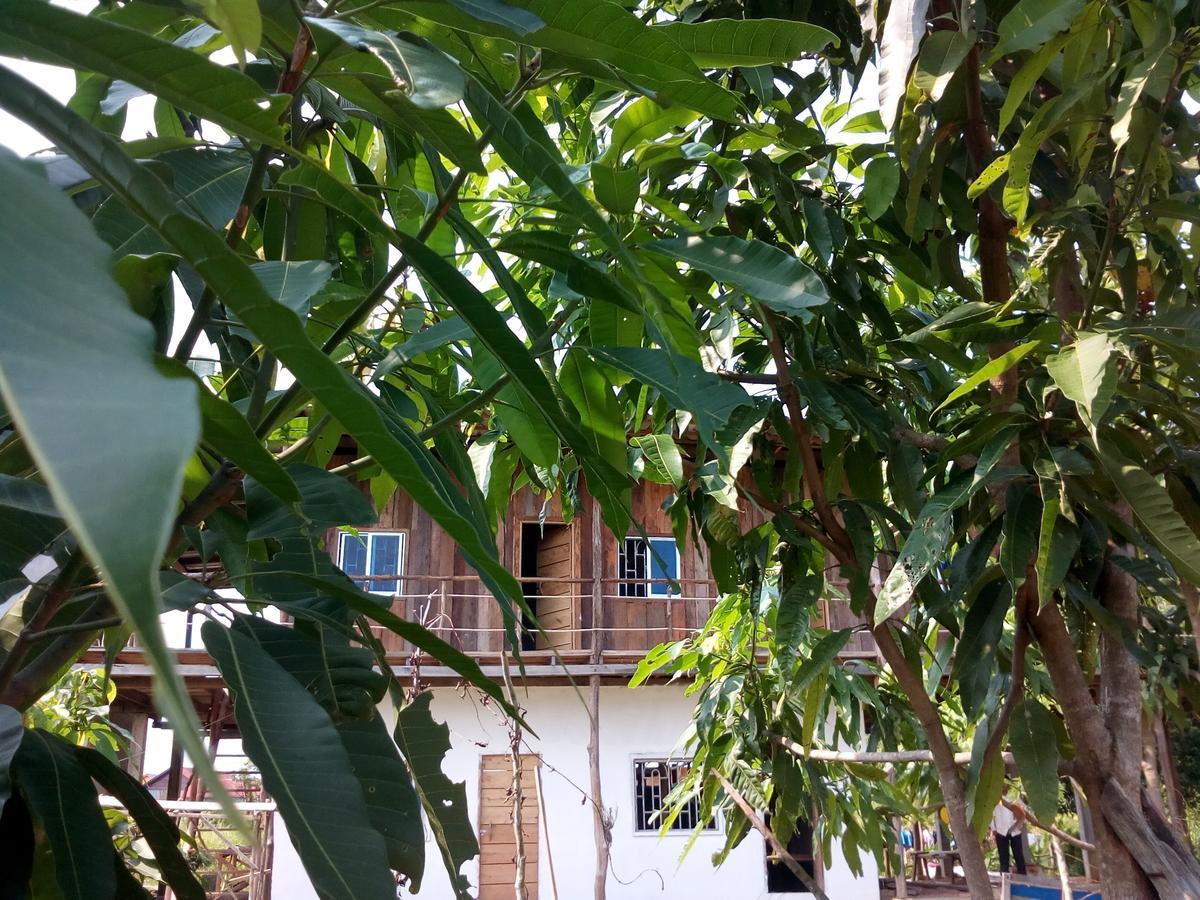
xmin=0 ymin=0 xmax=286 ymax=146
xmin=113 ymin=251 xmax=177 ymax=353
xmin=654 ymin=18 xmax=836 ymax=67
xmin=12 ymin=730 xmax=115 ymax=900
xmin=191 ymin=0 xmax=261 ymax=66
xmin=1000 ymin=486 xmax=1042 ymax=590
xmin=394 ymin=691 xmax=478 ymax=900
xmin=286 ymin=573 xmax=517 ymax=714
xmin=445 ymin=0 xmax=544 ymax=34
xmin=632 ymin=434 xmax=684 ymax=487
xmin=475 ymin=349 xmax=559 ymax=470
xmin=969 ymin=742 xmax=1006 ymax=839
xmin=998 ymin=33 xmax=1070 ymax=134
xmin=1099 ymin=443 xmax=1200 ymax=585
xmin=443 ymin=209 xmax=547 ymax=340
xmin=250 ymin=260 xmax=333 ymax=320
xmin=992 ymin=0 xmax=1085 ymax=58
xmin=800 ymin=668 xmax=828 ymax=751
xmin=592 ymin=162 xmax=641 ymax=215
xmin=73 ymin=745 xmax=205 ymax=900
xmin=202 ymin=620 xmax=396 ymax=900
xmin=1009 ymin=697 xmax=1061 ymax=824
xmin=588 ymin=346 xmax=753 ymax=457
xmin=231 ymin=616 xmax=385 ymax=718
xmin=1001 ymin=82 xmax=1090 ymax=224
xmin=375 ymin=317 xmax=472 ymax=380
xmin=934 ymin=342 xmax=1042 ymax=413
xmin=878 ymin=0 xmax=931 ymax=129
xmin=307 ymin=18 xmax=465 ymax=109
xmin=966 ymin=152 xmax=1010 ymax=200
xmin=94 ymin=149 xmax=254 ymax=257
xmin=245 ymin=464 xmax=375 ymax=540
xmin=191 ymin=377 xmax=301 ymax=505
xmin=338 ymin=716 xmax=426 ymax=886
xmin=794 ymin=629 xmax=851 ymax=692
xmin=559 ymin=350 xmax=626 ymax=465
xmin=0 ymin=72 xmax=531 ymax=648
xmin=875 ymin=432 xmax=1012 ymax=622
xmin=464 ymin=81 xmax=637 ymax=274
xmin=0 ymin=704 xmax=20 ymax=810
xmin=401 ymin=0 xmax=739 ymax=121
xmin=496 ymin=231 xmax=638 ymax=312
xmin=1111 ymin=43 xmax=1173 ymax=152
xmin=0 ymin=475 xmax=58 ymax=519
xmin=914 ymin=30 xmax=972 ymax=101
xmin=952 ymin=581 xmax=1010 ymax=718
xmin=0 ymin=146 xmax=226 ymax=820
xmin=1035 ymin=499 xmax=1079 ymax=609
xmin=603 ymin=97 xmax=700 ymax=163
xmin=1044 ymin=331 xmax=1117 ymax=426
xmin=319 ymin=72 xmax=483 ymax=172
xmin=774 ymin=573 xmax=824 ymax=670
xmin=862 ymin=156 xmax=900 ymax=220
xmin=391 ymin=228 xmax=632 ymax=533
xmin=645 ymin=235 xmax=828 ymax=314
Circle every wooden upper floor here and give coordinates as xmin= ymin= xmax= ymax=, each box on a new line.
xmin=336 ymin=475 xmax=877 ymax=664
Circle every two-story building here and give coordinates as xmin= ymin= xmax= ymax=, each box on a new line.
xmin=93 ymin=453 xmax=882 ymax=900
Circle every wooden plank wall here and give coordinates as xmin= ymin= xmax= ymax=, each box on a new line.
xmin=478 ymin=753 xmax=539 ymax=900
xmin=325 ymin=457 xmax=871 ymax=656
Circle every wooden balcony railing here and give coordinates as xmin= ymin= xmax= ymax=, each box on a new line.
xmin=103 ymin=574 xmax=878 ymax=660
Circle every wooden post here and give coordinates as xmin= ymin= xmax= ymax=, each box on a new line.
xmin=587 ymin=493 xmax=608 ymax=900
xmin=499 ymin=650 xmax=529 ymax=900
xmin=1051 ymin=833 xmax=1072 ymax=900
xmin=534 ymin=763 xmax=559 ymax=900
xmin=1154 ymin=713 xmax=1191 ymax=847
xmin=1072 ymin=780 xmax=1095 ymax=880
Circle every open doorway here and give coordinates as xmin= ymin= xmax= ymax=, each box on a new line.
xmin=519 ymin=522 xmax=576 ymax=652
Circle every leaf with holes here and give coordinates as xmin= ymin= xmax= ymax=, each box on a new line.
xmin=394 ymin=691 xmax=478 ymax=900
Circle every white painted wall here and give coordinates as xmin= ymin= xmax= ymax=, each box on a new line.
xmin=271 ymin=683 xmax=879 ymax=900
xmin=271 ymin=813 xmax=318 ymax=900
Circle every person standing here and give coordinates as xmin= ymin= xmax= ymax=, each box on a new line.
xmin=990 ymin=799 xmax=1028 ymax=875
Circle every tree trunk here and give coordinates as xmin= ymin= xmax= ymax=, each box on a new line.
xmin=1031 ymin=566 xmax=1200 ymax=898
xmin=874 ymin=625 xmax=994 ymax=898
xmin=1098 ymin=556 xmax=1158 ymax=898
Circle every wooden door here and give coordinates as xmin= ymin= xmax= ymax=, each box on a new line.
xmin=478 ymin=754 xmax=539 ymax=900
xmin=533 ymin=524 xmax=576 ymax=651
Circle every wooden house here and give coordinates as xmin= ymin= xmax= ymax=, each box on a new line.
xmin=92 ymin=454 xmax=883 ymax=900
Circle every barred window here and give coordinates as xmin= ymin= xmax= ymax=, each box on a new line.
xmin=633 ymin=759 xmax=715 ymax=832
xmin=618 ymin=537 xmax=679 ymax=598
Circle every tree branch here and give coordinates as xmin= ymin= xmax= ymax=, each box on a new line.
xmin=711 ymin=769 xmax=830 ymax=900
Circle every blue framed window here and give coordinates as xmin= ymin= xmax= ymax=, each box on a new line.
xmin=618 ymin=537 xmax=679 ymax=598
xmin=338 ymin=531 xmax=405 ymax=594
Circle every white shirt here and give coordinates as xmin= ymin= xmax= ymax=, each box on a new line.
xmin=990 ymin=803 xmax=1022 ymax=836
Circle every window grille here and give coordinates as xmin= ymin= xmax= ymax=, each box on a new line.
xmin=633 ymin=759 xmax=715 ymax=832
xmin=618 ymin=537 xmax=679 ymax=598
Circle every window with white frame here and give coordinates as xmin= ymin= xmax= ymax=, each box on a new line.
xmin=633 ymin=758 xmax=715 ymax=832
xmin=337 ymin=531 xmax=405 ymax=594
xmin=618 ymin=536 xmax=679 ymax=598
